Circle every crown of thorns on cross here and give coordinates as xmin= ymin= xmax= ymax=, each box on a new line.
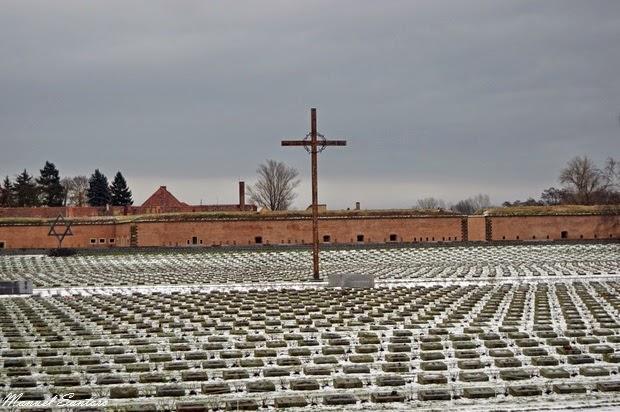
xmin=48 ymin=214 xmax=73 ymax=247
xmin=303 ymin=132 xmax=327 ymax=153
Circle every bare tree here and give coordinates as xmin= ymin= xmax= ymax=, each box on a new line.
xmin=602 ymin=157 xmax=619 ymax=191
xmin=248 ymin=160 xmax=300 ymax=211
xmin=559 ymin=156 xmax=604 ymax=204
xmin=451 ymin=193 xmax=491 ymax=214
xmin=451 ymin=199 xmax=475 ymax=215
xmin=540 ymin=187 xmax=567 ymax=205
xmin=68 ymin=175 xmax=89 ymax=206
xmin=415 ymin=197 xmax=446 ymax=209
xmin=60 ymin=177 xmax=73 ymax=206
xmin=470 ymin=193 xmax=491 ymax=210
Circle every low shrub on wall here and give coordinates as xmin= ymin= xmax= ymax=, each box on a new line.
xmin=488 ymin=205 xmax=620 ymax=217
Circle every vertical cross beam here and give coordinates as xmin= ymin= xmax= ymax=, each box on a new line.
xmin=310 ymin=108 xmax=320 ymax=279
xmin=281 ymin=108 xmax=347 ymax=281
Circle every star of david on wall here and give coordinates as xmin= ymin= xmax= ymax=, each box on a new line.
xmin=48 ymin=215 xmax=73 ymax=248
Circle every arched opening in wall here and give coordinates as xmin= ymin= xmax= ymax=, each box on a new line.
xmin=432 ymin=237 xmax=435 ymax=241
xmin=0 ymin=241 xmax=5 ymax=249
xmin=502 ymin=236 xmax=506 ymax=240
xmin=414 ymin=237 xmax=417 ymax=242
xmin=187 ymin=240 xmax=190 ymax=245
xmin=200 ymin=239 xmax=203 ymax=244
xmin=546 ymin=235 xmax=549 ymax=239
xmin=532 ymin=236 xmax=536 ymax=239
xmin=561 ymin=231 xmax=568 ymax=239
xmin=594 ymin=234 xmax=597 ymax=239
xmin=192 ymin=236 xmax=198 ymax=245
xmin=357 ymin=234 xmax=364 ymax=242
xmin=255 ymin=236 xmax=263 ymax=244
xmin=389 ymin=234 xmax=397 ymax=242
xmin=426 ymin=237 xmax=429 ymax=242
xmin=323 ymin=235 xmax=331 ymax=243
xmin=580 ymin=234 xmax=583 ymax=239
xmin=442 ymin=237 xmax=445 ymax=241
xmin=516 ymin=236 xmax=520 ymax=240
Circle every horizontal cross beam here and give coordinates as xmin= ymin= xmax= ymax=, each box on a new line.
xmin=281 ymin=140 xmax=347 ymax=146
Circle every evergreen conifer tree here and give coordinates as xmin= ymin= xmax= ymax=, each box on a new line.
xmin=13 ymin=170 xmax=39 ymax=206
xmin=110 ymin=172 xmax=133 ymax=206
xmin=0 ymin=176 xmax=13 ymax=206
xmin=37 ymin=161 xmax=64 ymax=206
xmin=86 ymin=169 xmax=111 ymax=206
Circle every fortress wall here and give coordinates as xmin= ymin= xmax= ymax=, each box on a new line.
xmin=0 ymin=204 xmax=255 ymax=219
xmin=489 ymin=215 xmax=620 ymax=241
xmin=134 ymin=216 xmax=464 ymax=247
xmin=318 ymin=216 xmax=462 ymax=244
xmin=0 ymin=223 xmax=122 ymax=249
xmin=0 ymin=207 xmax=107 ymax=219
xmin=0 ymin=214 xmax=617 ymax=250
xmin=467 ymin=215 xmax=487 ymax=241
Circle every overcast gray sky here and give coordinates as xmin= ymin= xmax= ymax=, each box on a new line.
xmin=1 ymin=1 xmax=619 ymax=209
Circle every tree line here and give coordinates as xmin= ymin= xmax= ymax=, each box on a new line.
xmin=503 ymin=156 xmax=619 ymax=207
xmin=0 ymin=162 xmax=133 ymax=208
xmin=415 ymin=194 xmax=491 ymax=215
xmin=415 ymin=156 xmax=619 ymax=214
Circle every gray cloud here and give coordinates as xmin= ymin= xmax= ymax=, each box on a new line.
xmin=1 ymin=1 xmax=619 ymax=208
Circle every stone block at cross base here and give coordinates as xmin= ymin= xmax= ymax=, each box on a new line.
xmin=328 ymin=273 xmax=375 ymax=288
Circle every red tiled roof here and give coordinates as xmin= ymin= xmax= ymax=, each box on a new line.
xmin=141 ymin=186 xmax=187 ymax=208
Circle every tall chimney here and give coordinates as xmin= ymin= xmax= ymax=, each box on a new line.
xmin=239 ymin=181 xmax=245 ymax=210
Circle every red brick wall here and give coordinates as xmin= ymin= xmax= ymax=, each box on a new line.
xmin=0 ymin=214 xmax=617 ymax=250
xmin=0 ymin=207 xmax=107 ymax=219
xmin=0 ymin=223 xmax=122 ymax=249
xmin=467 ymin=216 xmax=487 ymax=241
xmin=134 ymin=216 xmax=464 ymax=247
xmin=0 ymin=204 xmax=256 ymax=219
xmin=490 ymin=215 xmax=620 ymax=241
xmin=135 ymin=205 xmax=256 ymax=215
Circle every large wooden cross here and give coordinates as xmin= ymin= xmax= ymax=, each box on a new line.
xmin=282 ymin=108 xmax=347 ymax=280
